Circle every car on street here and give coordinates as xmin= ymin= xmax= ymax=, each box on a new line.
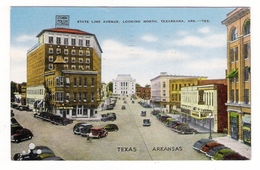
xmin=11 ymin=117 xmax=19 ymax=124
xmin=121 ymin=105 xmax=126 ymax=110
xmin=11 ymin=128 xmax=33 ymax=143
xmin=159 ymin=115 xmax=172 ymax=123
xmin=222 ymin=152 xmax=248 ymax=160
xmin=206 ymin=145 xmax=230 ymax=158
xmin=89 ymin=127 xmax=108 ymax=138
xmin=143 ymin=119 xmax=151 ymax=126
xmin=172 ymin=122 xmax=189 ymax=131
xmin=73 ymin=123 xmax=93 ymax=136
xmin=165 ymin=120 xmax=180 ymax=127
xmin=103 ymin=124 xmax=119 ymax=132
xmin=192 ymin=138 xmax=214 ymax=151
xmin=106 ymin=104 xmax=114 ymax=110
xmin=11 ymin=110 xmax=14 ymax=117
xmin=101 ymin=115 xmax=116 ymax=122
xmin=200 ymin=141 xmax=224 ymax=154
xmin=11 ymin=123 xmax=23 ymax=135
xmin=211 ymin=148 xmax=236 ymax=160
xmin=18 ymin=105 xmax=32 ymax=111
xmin=140 ymin=111 xmax=146 ymax=116
xmin=177 ymin=126 xmax=197 ymax=135
xmin=13 ymin=145 xmax=59 ymax=160
xmin=151 ymin=110 xmax=160 ymax=116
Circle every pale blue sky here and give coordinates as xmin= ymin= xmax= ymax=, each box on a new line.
xmin=10 ymin=7 xmax=235 ymax=86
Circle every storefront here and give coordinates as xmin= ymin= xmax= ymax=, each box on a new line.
xmin=242 ymin=114 xmax=251 ymax=146
xmin=230 ymin=112 xmax=239 ymax=140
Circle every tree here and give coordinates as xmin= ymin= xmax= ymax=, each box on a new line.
xmin=107 ymin=82 xmax=113 ymax=93
xmin=145 ymin=84 xmax=150 ymax=88
xmin=136 ymin=83 xmax=141 ymax=87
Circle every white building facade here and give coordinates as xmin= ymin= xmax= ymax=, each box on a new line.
xmin=112 ymin=74 xmax=136 ymax=96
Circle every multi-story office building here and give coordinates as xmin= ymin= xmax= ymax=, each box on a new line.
xmin=222 ymin=8 xmax=251 ymax=145
xmin=112 ymin=74 xmax=136 ymax=96
xmin=150 ymin=72 xmax=207 ymax=111
xmin=26 ymin=27 xmax=102 ymax=119
xmin=180 ymin=79 xmax=227 ymax=133
xmin=169 ymin=77 xmax=207 ymax=112
xmin=136 ymin=86 xmax=151 ymax=100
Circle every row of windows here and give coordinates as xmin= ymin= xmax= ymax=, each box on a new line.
xmin=48 ymin=64 xmax=91 ymax=70
xmin=55 ymin=92 xmax=95 ymax=102
xmin=48 ymin=56 xmax=91 ymax=64
xmin=230 ymin=43 xmax=250 ymax=62
xmin=27 ymin=89 xmax=44 ymax=95
xmin=229 ymin=67 xmax=250 ymax=83
xmin=171 ymin=83 xmax=196 ymax=91
xmin=230 ymin=20 xmax=250 ymax=41
xmin=45 ymin=77 xmax=95 ymax=87
xmin=48 ymin=48 xmax=91 ymax=56
xmin=230 ymin=89 xmax=250 ymax=104
xmin=181 ymin=91 xmax=214 ymax=106
xmin=49 ymin=36 xmax=90 ymax=47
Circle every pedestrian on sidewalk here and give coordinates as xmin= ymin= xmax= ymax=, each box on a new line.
xmin=87 ymin=133 xmax=93 ymax=142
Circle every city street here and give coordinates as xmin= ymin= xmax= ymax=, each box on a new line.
xmin=11 ymin=96 xmax=226 ymax=160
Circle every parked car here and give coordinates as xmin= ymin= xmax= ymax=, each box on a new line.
xmin=140 ymin=111 xmax=146 ymax=117
xmin=11 ymin=123 xmax=23 ymax=135
xmin=51 ymin=116 xmax=73 ymax=125
xmin=101 ymin=115 xmax=116 ymax=122
xmin=192 ymin=138 xmax=214 ymax=151
xmin=89 ymin=127 xmax=108 ymax=138
xmin=200 ymin=141 xmax=224 ymax=154
xmin=13 ymin=145 xmax=58 ymax=160
xmin=172 ymin=122 xmax=189 ymax=131
xmin=73 ymin=123 xmax=93 ymax=136
xmin=11 ymin=128 xmax=33 ymax=143
xmin=177 ymin=126 xmax=197 ymax=135
xmin=11 ymin=110 xmax=14 ymax=117
xmin=151 ymin=110 xmax=160 ymax=116
xmin=164 ymin=117 xmax=175 ymax=125
xmin=206 ymin=145 xmax=230 ymax=158
xmin=11 ymin=103 xmax=19 ymax=109
xmin=165 ymin=120 xmax=180 ymax=127
xmin=222 ymin=152 xmax=248 ymax=160
xmin=106 ymin=104 xmax=114 ymax=110
xmin=103 ymin=124 xmax=119 ymax=132
xmin=143 ymin=119 xmax=151 ymax=126
xmin=121 ymin=105 xmax=126 ymax=110
xmin=18 ymin=105 xmax=32 ymax=111
xmin=159 ymin=115 xmax=172 ymax=123
xmin=212 ymin=148 xmax=236 ymax=160
xmin=11 ymin=117 xmax=19 ymax=124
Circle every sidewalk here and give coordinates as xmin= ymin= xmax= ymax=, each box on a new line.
xmin=214 ymin=136 xmax=251 ymax=159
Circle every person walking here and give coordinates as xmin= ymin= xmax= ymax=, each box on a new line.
xmin=87 ymin=133 xmax=93 ymax=142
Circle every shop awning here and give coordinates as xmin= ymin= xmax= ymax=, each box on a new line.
xmin=226 ymin=69 xmax=238 ymax=78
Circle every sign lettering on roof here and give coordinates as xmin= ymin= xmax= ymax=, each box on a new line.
xmin=55 ymin=15 xmax=70 ymax=28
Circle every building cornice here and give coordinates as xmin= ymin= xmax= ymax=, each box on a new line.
xmin=222 ymin=8 xmax=250 ymax=26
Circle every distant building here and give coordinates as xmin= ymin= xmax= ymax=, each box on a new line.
xmin=26 ymin=27 xmax=102 ymax=119
xmin=150 ymin=72 xmax=207 ymax=111
xmin=112 ymin=74 xmax=136 ymax=96
xmin=136 ymin=86 xmax=151 ymax=100
xmin=180 ymin=79 xmax=227 ymax=133
xmin=222 ymin=8 xmax=251 ymax=145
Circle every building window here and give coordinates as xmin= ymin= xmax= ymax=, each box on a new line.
xmin=245 ymin=67 xmax=250 ymax=82
xmin=91 ymin=78 xmax=95 ymax=86
xmin=48 ymin=56 xmax=53 ymax=62
xmin=64 ymin=57 xmax=68 ymax=63
xmin=231 ymin=90 xmax=234 ymax=103
xmin=79 ymin=65 xmax=83 ymax=70
xmin=244 ymin=43 xmax=250 ymax=59
xmin=86 ymin=50 xmax=90 ymax=56
xmin=55 ymin=77 xmax=64 ymax=86
xmin=235 ymin=89 xmax=238 ymax=103
xmin=64 ymin=38 xmax=68 ymax=45
xmin=79 ymin=39 xmax=83 ymax=46
xmin=73 ymin=77 xmax=77 ymax=86
xmin=48 ymin=64 xmax=53 ymax=70
xmin=49 ymin=48 xmax=53 ymax=54
xmin=235 ymin=47 xmax=238 ymax=61
xmin=79 ymin=58 xmax=83 ymax=63
xmin=64 ymin=49 xmax=68 ymax=55
xmin=73 ymin=92 xmax=77 ymax=101
xmin=231 ymin=27 xmax=238 ymax=41
xmin=86 ymin=40 xmax=90 ymax=47
xmin=71 ymin=65 xmax=76 ymax=69
xmin=86 ymin=66 xmax=90 ymax=70
xmin=79 ymin=50 xmax=83 ymax=56
xmin=79 ymin=93 xmax=82 ymax=101
xmin=84 ymin=78 xmax=87 ymax=86
xmin=79 ymin=77 xmax=82 ymax=86
xmin=66 ymin=93 xmax=70 ymax=102
xmin=65 ymin=77 xmax=70 ymax=86
xmin=71 ymin=57 xmax=76 ymax=63
xmin=55 ymin=92 xmax=64 ymax=102
xmin=71 ymin=49 xmax=76 ymax=55
xmin=91 ymin=92 xmax=94 ymax=101
xmin=56 ymin=48 xmax=61 ymax=54
xmin=56 ymin=37 xmax=61 ymax=45
xmin=64 ymin=64 xmax=68 ymax=69
xmin=49 ymin=36 xmax=53 ymax=44
xmin=71 ymin=38 xmax=76 ymax=46
xmin=83 ymin=92 xmax=87 ymax=101
xmin=163 ymin=82 xmax=166 ymax=88
xmin=244 ymin=89 xmax=249 ymax=104
xmin=244 ymin=20 xmax=250 ymax=36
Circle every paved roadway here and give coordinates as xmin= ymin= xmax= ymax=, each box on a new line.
xmin=11 ymin=97 xmax=226 ymax=160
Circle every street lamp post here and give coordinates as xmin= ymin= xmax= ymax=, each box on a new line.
xmin=208 ymin=113 xmax=213 ymax=139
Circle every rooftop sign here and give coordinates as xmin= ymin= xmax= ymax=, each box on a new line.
xmin=55 ymin=15 xmax=70 ymax=28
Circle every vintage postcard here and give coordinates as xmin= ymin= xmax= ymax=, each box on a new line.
xmin=3 ymin=1 xmax=256 ymax=169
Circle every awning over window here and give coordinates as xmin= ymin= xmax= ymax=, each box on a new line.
xmin=226 ymin=69 xmax=238 ymax=78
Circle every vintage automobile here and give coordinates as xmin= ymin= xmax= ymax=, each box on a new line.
xmin=172 ymin=122 xmax=189 ymax=131
xmin=11 ymin=123 xmax=23 ymax=135
xmin=11 ymin=110 xmax=14 ymax=117
xmin=192 ymin=138 xmax=215 ymax=151
xmin=89 ymin=127 xmax=108 ymax=138
xmin=177 ymin=126 xmax=197 ymax=135
xmin=103 ymin=124 xmax=119 ymax=132
xmin=101 ymin=115 xmax=116 ymax=122
xmin=13 ymin=145 xmax=61 ymax=160
xmin=211 ymin=148 xmax=236 ymax=160
xmin=206 ymin=145 xmax=230 ymax=158
xmin=121 ymin=105 xmax=126 ymax=110
xmin=165 ymin=120 xmax=180 ymax=127
xmin=18 ymin=105 xmax=32 ymax=111
xmin=106 ymin=104 xmax=114 ymax=110
xmin=159 ymin=115 xmax=172 ymax=123
xmin=151 ymin=110 xmax=160 ymax=116
xmin=222 ymin=152 xmax=248 ymax=160
xmin=11 ymin=128 xmax=33 ymax=143
xmin=143 ymin=119 xmax=151 ymax=126
xmin=140 ymin=111 xmax=146 ymax=117
xmin=200 ymin=141 xmax=224 ymax=154
xmin=73 ymin=123 xmax=93 ymax=136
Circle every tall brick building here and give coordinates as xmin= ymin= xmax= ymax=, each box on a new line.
xmin=26 ymin=28 xmax=102 ymax=119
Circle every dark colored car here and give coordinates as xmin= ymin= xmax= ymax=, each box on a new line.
xmin=200 ymin=141 xmax=224 ymax=154
xmin=103 ymin=124 xmax=119 ymax=132
xmin=178 ymin=126 xmax=197 ymax=135
xmin=11 ymin=123 xmax=23 ymax=135
xmin=140 ymin=111 xmax=146 ymax=117
xmin=73 ymin=123 xmax=93 ymax=136
xmin=159 ymin=115 xmax=172 ymax=123
xmin=11 ymin=117 xmax=19 ymax=124
xmin=172 ymin=122 xmax=189 ymax=131
xmin=51 ymin=116 xmax=73 ymax=125
xmin=143 ymin=119 xmax=151 ymax=126
xmin=89 ymin=127 xmax=108 ymax=138
xmin=121 ymin=105 xmax=126 ymax=110
xmin=11 ymin=110 xmax=14 ymax=117
xmin=11 ymin=103 xmax=19 ymax=109
xmin=13 ymin=146 xmax=57 ymax=160
xmin=165 ymin=120 xmax=180 ymax=127
xmin=11 ymin=128 xmax=33 ymax=143
xmin=222 ymin=153 xmax=249 ymax=160
xmin=106 ymin=104 xmax=114 ymax=110
xmin=212 ymin=148 xmax=236 ymax=160
xmin=18 ymin=105 xmax=32 ymax=111
xmin=101 ymin=115 xmax=116 ymax=122
xmin=151 ymin=110 xmax=160 ymax=116
xmin=192 ymin=138 xmax=214 ymax=151
xmin=206 ymin=145 xmax=230 ymax=158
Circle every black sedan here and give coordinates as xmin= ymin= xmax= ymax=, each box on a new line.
xmin=192 ymin=138 xmax=214 ymax=151
xmin=11 ymin=128 xmax=33 ymax=143
xmin=206 ymin=145 xmax=230 ymax=158
xmin=103 ymin=124 xmax=119 ymax=132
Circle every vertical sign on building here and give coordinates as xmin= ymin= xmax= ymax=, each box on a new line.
xmin=55 ymin=15 xmax=70 ymax=28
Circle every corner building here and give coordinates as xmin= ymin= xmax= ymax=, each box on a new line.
xmin=222 ymin=8 xmax=251 ymax=145
xmin=27 ymin=28 xmax=102 ymax=119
